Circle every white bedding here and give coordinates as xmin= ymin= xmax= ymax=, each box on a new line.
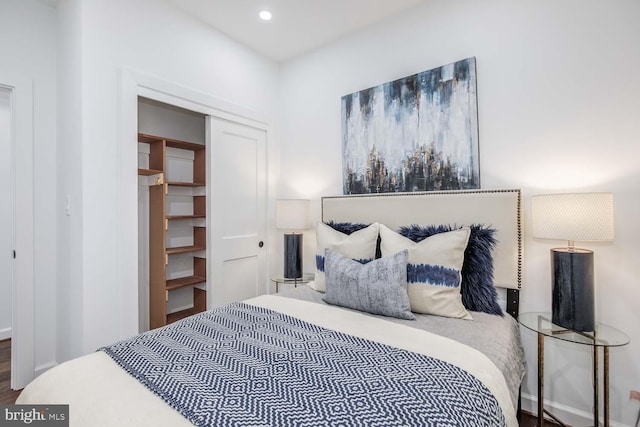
xmin=18 ymin=295 xmax=517 ymax=426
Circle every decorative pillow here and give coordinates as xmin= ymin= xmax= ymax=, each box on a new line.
xmin=399 ymin=224 xmax=502 ymax=316
xmin=325 ymin=221 xmax=381 ymax=258
xmin=322 ymin=248 xmax=415 ymax=320
xmin=379 ymin=224 xmax=472 ymax=319
xmin=324 ymin=221 xmax=370 ymax=235
xmin=312 ymin=222 xmax=379 ymax=292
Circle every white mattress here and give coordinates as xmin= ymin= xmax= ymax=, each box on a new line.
xmin=18 ymin=295 xmax=518 ymax=426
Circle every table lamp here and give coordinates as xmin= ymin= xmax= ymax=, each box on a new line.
xmin=531 ymin=193 xmax=614 ymax=332
xmin=276 ymin=199 xmax=311 ymax=279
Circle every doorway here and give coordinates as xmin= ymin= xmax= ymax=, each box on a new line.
xmin=0 ymin=88 xmax=12 ymax=344
xmin=119 ymin=70 xmax=271 ymax=340
xmin=0 ymin=74 xmax=35 ymax=391
xmin=137 ymin=97 xmax=207 ymax=332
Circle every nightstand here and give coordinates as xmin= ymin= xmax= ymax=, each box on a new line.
xmin=270 ymin=273 xmax=314 ymax=293
xmin=519 ymin=312 xmax=629 ymax=427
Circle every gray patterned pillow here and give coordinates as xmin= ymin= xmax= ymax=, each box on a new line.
xmin=322 ymin=248 xmax=415 ymax=320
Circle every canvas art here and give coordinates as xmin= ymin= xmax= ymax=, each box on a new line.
xmin=341 ymin=57 xmax=480 ymax=194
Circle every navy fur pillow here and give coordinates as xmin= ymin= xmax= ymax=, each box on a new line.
xmin=398 ymin=224 xmax=503 ymax=316
xmin=324 ymin=221 xmax=370 ymax=235
xmin=325 ymin=221 xmax=382 ymax=258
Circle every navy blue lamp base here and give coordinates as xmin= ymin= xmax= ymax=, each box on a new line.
xmin=284 ymin=233 xmax=303 ymax=279
xmin=551 ymin=248 xmax=595 ymax=332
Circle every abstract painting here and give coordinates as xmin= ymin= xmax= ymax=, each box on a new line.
xmin=341 ymin=57 xmax=479 ymax=194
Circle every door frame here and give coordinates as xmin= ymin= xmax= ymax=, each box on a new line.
xmin=119 ymin=68 xmax=272 ymax=337
xmin=0 ymin=73 xmax=35 ymax=390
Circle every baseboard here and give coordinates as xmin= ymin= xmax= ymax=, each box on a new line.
xmin=521 ymin=392 xmax=627 ymax=427
xmin=0 ymin=330 xmax=57 ymax=379
xmin=0 ymin=327 xmax=11 ymax=341
xmin=34 ymin=361 xmax=57 ymax=377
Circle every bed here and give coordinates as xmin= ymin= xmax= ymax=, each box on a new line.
xmin=17 ymin=189 xmax=525 ymax=427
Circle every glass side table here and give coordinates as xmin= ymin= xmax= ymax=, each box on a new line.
xmin=519 ymin=312 xmax=629 ymax=427
xmin=270 ymin=273 xmax=314 ymax=293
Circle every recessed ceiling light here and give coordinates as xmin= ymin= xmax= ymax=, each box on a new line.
xmin=259 ymin=10 xmax=272 ymax=21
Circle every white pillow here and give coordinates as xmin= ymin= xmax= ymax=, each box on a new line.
xmin=311 ymin=222 xmax=379 ymax=292
xmin=379 ymin=224 xmax=472 ymax=319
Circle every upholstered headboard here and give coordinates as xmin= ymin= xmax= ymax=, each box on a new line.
xmin=321 ymin=189 xmax=523 ymax=317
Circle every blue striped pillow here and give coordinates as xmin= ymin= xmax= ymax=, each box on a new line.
xmin=379 ymin=224 xmax=472 ymax=319
xmin=398 ymin=224 xmax=502 ymax=316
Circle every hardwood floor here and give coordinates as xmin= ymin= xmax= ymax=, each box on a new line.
xmin=0 ymin=339 xmax=22 ymax=404
xmin=520 ymin=410 xmax=563 ymax=426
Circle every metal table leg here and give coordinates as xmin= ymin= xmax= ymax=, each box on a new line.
xmin=604 ymin=347 xmax=609 ymax=427
xmin=538 ymin=332 xmax=544 ymax=427
xmin=594 ymin=344 xmax=599 ymax=426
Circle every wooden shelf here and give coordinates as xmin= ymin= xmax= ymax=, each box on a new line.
xmin=194 ymin=196 xmax=206 ymax=217
xmin=166 ymin=215 xmax=206 ymax=220
xmin=140 ymin=131 xmax=207 ymax=330
xmin=166 ymin=275 xmax=206 ymax=291
xmin=166 ymin=307 xmax=201 ymax=324
xmin=167 ymin=181 xmax=205 ymax=187
xmin=138 ymin=133 xmax=164 ymax=144
xmin=138 ymin=168 xmax=163 ymax=176
xmin=166 ymin=288 xmax=206 ymax=325
xmin=166 ymin=245 xmax=206 ymax=255
xmin=139 ymin=133 xmax=205 ymax=151
xmin=139 ymin=134 xmax=204 ymax=151
xmin=165 ymin=139 xmax=205 ymax=151
xmin=166 ymin=227 xmax=206 ymax=255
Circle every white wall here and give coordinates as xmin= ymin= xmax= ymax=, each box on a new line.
xmin=138 ymin=98 xmax=205 ymax=144
xmin=0 ymin=0 xmax=57 ymax=371
xmin=57 ymin=0 xmax=278 ymax=356
xmin=278 ymin=0 xmax=640 ymax=424
xmin=57 ymin=0 xmax=84 ymax=364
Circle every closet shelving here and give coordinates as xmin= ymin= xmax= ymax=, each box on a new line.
xmin=138 ymin=133 xmax=207 ymax=329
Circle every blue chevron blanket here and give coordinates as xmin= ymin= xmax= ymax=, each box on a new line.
xmin=101 ymin=302 xmax=505 ymax=426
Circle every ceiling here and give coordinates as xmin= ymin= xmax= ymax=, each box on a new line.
xmin=166 ymin=0 xmax=427 ymax=62
xmin=36 ymin=0 xmax=426 ymax=62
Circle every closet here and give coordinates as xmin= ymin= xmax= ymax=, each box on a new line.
xmin=137 ymin=98 xmax=207 ymax=331
xmin=136 ymin=96 xmax=268 ymax=332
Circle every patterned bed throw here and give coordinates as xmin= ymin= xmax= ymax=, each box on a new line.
xmin=102 ymin=302 xmax=505 ymax=426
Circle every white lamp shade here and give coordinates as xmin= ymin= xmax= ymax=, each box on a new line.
xmin=276 ymin=199 xmax=311 ymax=230
xmin=531 ymin=193 xmax=614 ymax=242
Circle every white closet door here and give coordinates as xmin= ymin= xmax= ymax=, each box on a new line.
xmin=208 ymin=117 xmax=266 ymax=306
